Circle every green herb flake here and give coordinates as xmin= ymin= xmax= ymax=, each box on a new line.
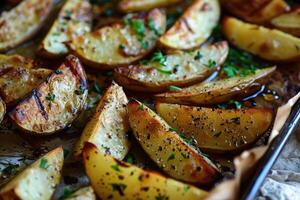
xmin=92 ymin=82 xmax=102 ymax=94
xmin=75 ymin=85 xmax=86 ymax=95
xmin=184 ymin=185 xmax=190 ymax=192
xmin=111 ymin=164 xmax=121 ymax=172
xmin=2 ymin=163 xmax=19 ymax=175
xmin=132 ymin=19 xmax=146 ymax=37
xmin=169 ymin=127 xmax=178 ymax=132
xmin=119 ymin=44 xmax=125 ymax=50
xmin=55 ymin=70 xmax=63 ymax=74
xmin=155 ymin=194 xmax=169 ymax=200
xmin=39 ymin=158 xmax=49 ymax=169
xmin=156 ymin=68 xmax=172 ymax=75
xmin=148 ymin=17 xmax=161 ymax=36
xmin=169 ymin=85 xmax=182 ymax=92
xmin=181 ymin=152 xmax=188 ymax=159
xmin=125 ymin=153 xmax=135 ymax=164
xmin=46 ymin=93 xmax=55 ymax=102
xmin=194 ymin=51 xmax=203 ymax=60
xmin=138 ymin=103 xmax=144 ymax=110
xmin=111 ymin=183 xmax=127 ymax=195
xmin=204 ymin=59 xmax=217 ymax=68
xmin=58 ymin=187 xmax=74 ymax=200
xmin=167 ymin=153 xmax=175 ymax=161
xmin=151 ymin=51 xmax=166 ymax=66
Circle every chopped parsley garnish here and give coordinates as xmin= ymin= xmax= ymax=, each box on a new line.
xmin=156 ymin=68 xmax=172 ymax=75
xmin=92 ymin=82 xmax=102 ymax=94
xmin=181 ymin=152 xmax=188 ymax=159
xmin=132 ymin=19 xmax=146 ymax=37
xmin=179 ymin=133 xmax=194 ymax=145
xmin=119 ymin=44 xmax=125 ymax=50
xmin=39 ymin=158 xmax=49 ymax=169
xmin=111 ymin=183 xmax=127 ymax=195
xmin=46 ymin=93 xmax=55 ymax=102
xmin=125 ymin=153 xmax=135 ymax=164
xmin=151 ymin=51 xmax=166 ymax=66
xmin=111 ymin=164 xmax=121 ymax=172
xmin=169 ymin=85 xmax=182 ymax=91
xmin=222 ymin=48 xmax=263 ymax=78
xmin=2 ymin=163 xmax=19 ymax=175
xmin=75 ymin=85 xmax=86 ymax=95
xmin=218 ymin=100 xmax=243 ymax=109
xmin=204 ymin=59 xmax=217 ymax=68
xmin=148 ymin=17 xmax=161 ymax=36
xmin=167 ymin=153 xmax=175 ymax=161
xmin=184 ymin=185 xmax=190 ymax=192
xmin=169 ymin=127 xmax=178 ymax=132
xmin=155 ymin=194 xmax=169 ymax=200
xmin=138 ymin=103 xmax=144 ymax=110
xmin=58 ymin=188 xmax=75 ymax=200
xmin=194 ymin=51 xmax=203 ymax=60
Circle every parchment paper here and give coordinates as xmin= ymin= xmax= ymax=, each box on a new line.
xmin=206 ymin=92 xmax=300 ymax=200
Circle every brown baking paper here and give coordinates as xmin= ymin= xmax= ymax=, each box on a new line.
xmin=205 ymin=92 xmax=300 ymax=200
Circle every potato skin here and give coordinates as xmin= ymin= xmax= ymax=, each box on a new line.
xmin=114 ymin=41 xmax=228 ymax=92
xmin=0 ymin=0 xmax=54 ymax=52
xmin=0 ymin=68 xmax=52 ymax=106
xmin=74 ymin=82 xmax=130 ymax=160
xmin=0 ymin=147 xmax=63 ymax=200
xmin=118 ymin=0 xmax=182 ymax=12
xmin=221 ymin=0 xmax=289 ymax=24
xmin=0 ymin=98 xmax=5 ymax=123
xmin=9 ymin=55 xmax=88 ymax=135
xmin=159 ymin=0 xmax=220 ymax=50
xmin=39 ymin=0 xmax=92 ymax=58
xmin=156 ymin=103 xmax=273 ymax=153
xmin=83 ymin=142 xmax=208 ymax=200
xmin=223 ymin=17 xmax=300 ymax=62
xmin=271 ymin=7 xmax=300 ymax=37
xmin=127 ymin=99 xmax=220 ymax=184
xmin=69 ymin=9 xmax=166 ymax=69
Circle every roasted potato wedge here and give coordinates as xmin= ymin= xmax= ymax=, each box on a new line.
xmin=0 ymin=54 xmax=35 ymax=71
xmin=0 ymin=147 xmax=63 ymax=200
xmin=39 ymin=0 xmax=92 ymax=58
xmin=69 ymin=9 xmax=166 ymax=69
xmin=65 ymin=186 xmax=96 ymax=200
xmin=114 ymin=41 xmax=228 ymax=92
xmin=118 ymin=0 xmax=182 ymax=12
xmin=156 ymin=103 xmax=273 ymax=152
xmin=223 ymin=17 xmax=300 ymax=62
xmin=155 ymin=67 xmax=276 ymax=105
xmin=74 ymin=83 xmax=130 ymax=159
xmin=0 ymin=0 xmax=54 ymax=52
xmin=271 ymin=8 xmax=300 ymax=37
xmin=0 ymin=98 xmax=5 ymax=123
xmin=83 ymin=142 xmax=208 ymax=200
xmin=9 ymin=55 xmax=88 ymax=135
xmin=221 ymin=0 xmax=289 ymax=24
xmin=0 ymin=67 xmax=52 ymax=105
xmin=127 ymin=99 xmax=219 ymax=184
xmin=159 ymin=0 xmax=220 ymax=50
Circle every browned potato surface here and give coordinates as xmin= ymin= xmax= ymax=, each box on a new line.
xmin=118 ymin=0 xmax=182 ymax=12
xmin=156 ymin=103 xmax=273 ymax=152
xmin=9 ymin=55 xmax=88 ymax=135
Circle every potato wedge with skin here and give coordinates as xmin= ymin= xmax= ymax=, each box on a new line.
xmin=65 ymin=186 xmax=96 ymax=200
xmin=223 ymin=17 xmax=300 ymax=62
xmin=128 ymin=99 xmax=220 ymax=184
xmin=118 ymin=0 xmax=182 ymax=12
xmin=69 ymin=9 xmax=166 ymax=69
xmin=159 ymin=0 xmax=220 ymax=50
xmin=156 ymin=103 xmax=273 ymax=152
xmin=74 ymin=83 xmax=130 ymax=159
xmin=0 ymin=68 xmax=52 ymax=105
xmin=0 ymin=54 xmax=35 ymax=71
xmin=221 ymin=0 xmax=289 ymax=24
xmin=9 ymin=55 xmax=88 ymax=135
xmin=271 ymin=8 xmax=300 ymax=37
xmin=114 ymin=41 xmax=228 ymax=92
xmin=0 ymin=147 xmax=63 ymax=200
xmin=0 ymin=0 xmax=54 ymax=52
xmin=83 ymin=142 xmax=208 ymax=200
xmin=155 ymin=67 xmax=276 ymax=105
xmin=38 ymin=0 xmax=92 ymax=58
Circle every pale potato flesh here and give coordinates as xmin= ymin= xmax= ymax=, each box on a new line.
xmin=39 ymin=0 xmax=92 ymax=57
xmin=9 ymin=55 xmax=88 ymax=135
xmin=0 ymin=0 xmax=54 ymax=52
xmin=221 ymin=0 xmax=289 ymax=24
xmin=114 ymin=41 xmax=228 ymax=92
xmin=0 ymin=147 xmax=63 ymax=200
xmin=0 ymin=98 xmax=5 ymax=123
xmin=118 ymin=0 xmax=182 ymax=12
xmin=271 ymin=8 xmax=300 ymax=37
xmin=74 ymin=83 xmax=130 ymax=159
xmin=83 ymin=143 xmax=208 ymax=200
xmin=156 ymin=103 xmax=273 ymax=152
xmin=127 ymin=100 xmax=220 ymax=184
xmin=0 ymin=68 xmax=52 ymax=105
xmin=159 ymin=0 xmax=220 ymax=50
xmin=70 ymin=9 xmax=166 ymax=69
xmin=223 ymin=17 xmax=300 ymax=61
xmin=65 ymin=186 xmax=96 ymax=200
xmin=155 ymin=67 xmax=276 ymax=105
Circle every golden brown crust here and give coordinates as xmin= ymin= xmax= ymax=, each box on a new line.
xmin=9 ymin=55 xmax=88 ymax=135
xmin=118 ymin=0 xmax=182 ymax=12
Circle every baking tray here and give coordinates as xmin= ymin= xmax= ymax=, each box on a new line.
xmin=241 ymin=98 xmax=300 ymax=199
